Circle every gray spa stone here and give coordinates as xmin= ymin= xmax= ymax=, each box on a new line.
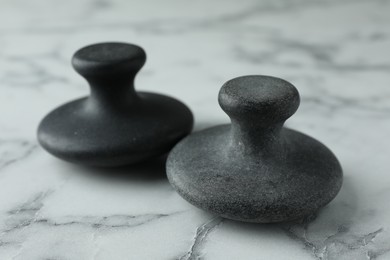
xmin=166 ymin=75 xmax=343 ymax=223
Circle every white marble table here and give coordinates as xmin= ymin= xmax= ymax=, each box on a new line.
xmin=1 ymin=0 xmax=390 ymax=259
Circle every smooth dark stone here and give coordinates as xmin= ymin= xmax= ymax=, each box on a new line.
xmin=38 ymin=42 xmax=193 ymax=167
xmin=167 ymin=75 xmax=343 ymax=223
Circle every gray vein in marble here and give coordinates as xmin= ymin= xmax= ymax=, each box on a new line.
xmin=0 ymin=0 xmax=383 ymax=35
xmin=2 ymin=191 xmax=53 ymax=234
xmin=179 ymin=217 xmax=224 ymax=260
xmin=234 ymin=37 xmax=390 ymax=72
xmin=1 ymin=192 xmax=185 ymax=258
xmin=0 ymin=140 xmax=37 ymax=171
xmin=0 ymin=191 xmax=53 ymax=260
xmin=285 ymin=77 xmax=390 ymax=116
xmin=302 ymin=96 xmax=390 ymax=118
xmin=281 ymin=216 xmax=389 ymax=260
xmin=33 ymin=212 xmax=183 ymax=229
xmin=0 ymin=53 xmax=69 ymax=89
xmin=3 ymin=197 xmax=184 ymax=234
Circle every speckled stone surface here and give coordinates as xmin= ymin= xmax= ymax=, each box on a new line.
xmin=37 ymin=42 xmax=193 ymax=166
xmin=167 ymin=75 xmax=343 ymax=223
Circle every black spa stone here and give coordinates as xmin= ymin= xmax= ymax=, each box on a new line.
xmin=37 ymin=42 xmax=193 ymax=167
xmin=166 ymin=75 xmax=342 ymax=223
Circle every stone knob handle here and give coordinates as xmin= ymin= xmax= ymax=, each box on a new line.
xmin=218 ymin=75 xmax=301 ymax=155
xmin=71 ymin=42 xmax=146 ymax=105
xmin=218 ymin=75 xmax=300 ymax=126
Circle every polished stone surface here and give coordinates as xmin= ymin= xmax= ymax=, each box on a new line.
xmin=38 ymin=42 xmax=193 ymax=166
xmin=1 ymin=0 xmax=390 ymax=259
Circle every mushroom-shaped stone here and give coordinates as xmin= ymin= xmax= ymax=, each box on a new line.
xmin=167 ymin=75 xmax=342 ymax=223
xmin=38 ymin=42 xmax=193 ymax=166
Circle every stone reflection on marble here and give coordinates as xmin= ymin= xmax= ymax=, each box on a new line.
xmin=1 ymin=0 xmax=390 ymax=259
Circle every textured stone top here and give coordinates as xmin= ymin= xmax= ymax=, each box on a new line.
xmin=219 ymin=75 xmax=300 ymax=123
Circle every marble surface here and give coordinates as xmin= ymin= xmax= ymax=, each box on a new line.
xmin=1 ymin=0 xmax=390 ymax=259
